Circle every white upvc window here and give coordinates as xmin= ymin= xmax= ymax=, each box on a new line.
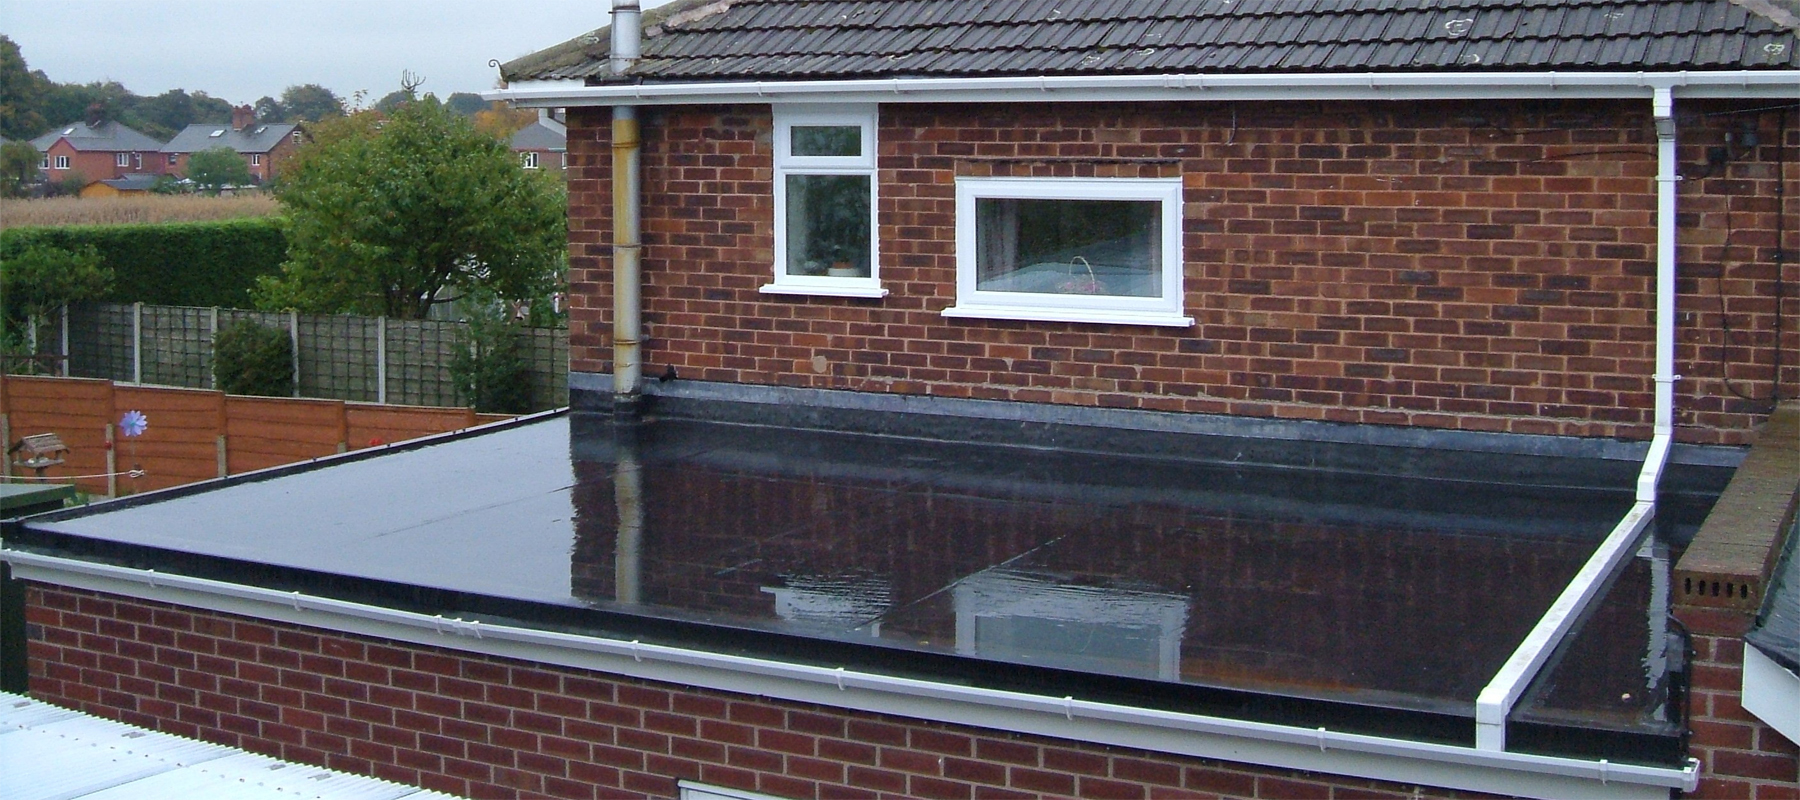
xmin=39 ymin=155 xmax=49 ymax=169
xmin=167 ymin=153 xmax=178 ymax=166
xmin=944 ymin=177 xmax=1193 ymax=327
xmin=250 ymin=153 xmax=262 ymax=166
xmin=521 ymin=151 xmax=539 ymax=169
xmin=115 ymin=152 xmax=130 ymax=167
xmin=763 ymin=104 xmax=884 ymax=299
xmin=54 ymin=155 xmax=70 ymax=170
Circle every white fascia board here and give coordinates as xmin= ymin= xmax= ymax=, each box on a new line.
xmin=489 ymin=70 xmax=1800 ymax=108
xmin=1743 ymin=645 xmax=1800 ymax=747
xmin=4 ymin=549 xmax=1697 ymax=800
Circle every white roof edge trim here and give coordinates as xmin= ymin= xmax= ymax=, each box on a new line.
xmin=3 ymin=549 xmax=1699 ymax=800
xmin=486 ymin=70 xmax=1800 ymax=107
xmin=1743 ymin=645 xmax=1800 ymax=746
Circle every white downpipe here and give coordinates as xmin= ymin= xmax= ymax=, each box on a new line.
xmin=490 ymin=69 xmax=1800 ymax=108
xmin=610 ymin=1 xmax=644 ymax=407
xmin=1474 ymin=86 xmax=1682 ymax=752
xmin=0 ymin=549 xmax=1700 ymax=799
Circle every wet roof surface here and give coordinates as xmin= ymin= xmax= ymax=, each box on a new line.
xmin=503 ymin=0 xmax=1800 ymax=82
xmin=14 ymin=412 xmax=1717 ymax=758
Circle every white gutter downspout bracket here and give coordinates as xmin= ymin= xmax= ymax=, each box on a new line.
xmin=611 ymin=0 xmax=645 ymax=417
xmin=1473 ymin=84 xmax=1683 ymax=761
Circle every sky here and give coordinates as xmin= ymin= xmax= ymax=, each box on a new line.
xmin=3 ymin=0 xmax=678 ymax=107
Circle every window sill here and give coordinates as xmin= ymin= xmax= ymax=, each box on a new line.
xmin=759 ymin=283 xmax=889 ymax=300
xmin=942 ymin=304 xmax=1195 ymax=328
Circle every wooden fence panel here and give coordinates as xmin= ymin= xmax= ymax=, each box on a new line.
xmin=112 ymin=386 xmax=225 ymax=493
xmin=345 ymin=404 xmax=477 ymax=450
xmin=0 ymin=376 xmax=113 ymax=495
xmin=225 ymin=396 xmax=346 ymax=475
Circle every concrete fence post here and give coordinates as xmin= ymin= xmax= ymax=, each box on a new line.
xmin=59 ymin=304 xmax=70 ymax=377
xmin=131 ymin=302 xmax=143 ymax=384
xmin=377 ymin=317 xmax=388 ymax=405
xmin=288 ymin=310 xmax=300 ymax=398
xmin=208 ymin=307 xmax=220 ymax=389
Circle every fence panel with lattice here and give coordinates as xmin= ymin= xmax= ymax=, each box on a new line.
xmin=140 ymin=305 xmax=215 ymax=388
xmin=521 ymin=327 xmax=569 ymax=408
xmin=386 ymin=319 xmax=462 ymax=407
xmin=65 ymin=303 xmax=135 ymax=382
xmin=299 ymin=314 xmax=380 ymax=402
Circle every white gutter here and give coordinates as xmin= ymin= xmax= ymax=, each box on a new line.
xmin=1473 ymin=86 xmax=1682 ymax=752
xmin=488 ymin=70 xmax=1800 ymax=108
xmin=1 ymin=550 xmax=1699 ymax=800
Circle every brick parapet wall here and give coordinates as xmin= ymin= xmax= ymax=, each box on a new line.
xmin=563 ymin=99 xmax=1798 ymax=445
xmin=24 ymin=585 xmax=1517 ymax=800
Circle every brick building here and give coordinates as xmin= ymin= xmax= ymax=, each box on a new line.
xmin=4 ymin=2 xmax=1798 ymax=800
xmin=29 ymin=118 xmax=164 ymax=183
xmin=161 ymin=104 xmax=303 ymax=183
xmin=512 ymin=109 xmax=568 ymax=174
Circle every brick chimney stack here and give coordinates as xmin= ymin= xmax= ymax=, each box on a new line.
xmin=232 ymin=104 xmax=255 ymax=131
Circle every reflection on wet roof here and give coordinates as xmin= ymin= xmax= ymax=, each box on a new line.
xmin=16 ymin=412 xmax=1716 ymax=759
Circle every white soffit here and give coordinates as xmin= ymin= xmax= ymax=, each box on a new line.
xmin=1743 ymin=646 xmax=1800 ymax=747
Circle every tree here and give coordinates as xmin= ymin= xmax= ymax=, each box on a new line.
xmin=253 ymin=95 xmax=287 ymax=123
xmin=445 ymin=92 xmax=486 ymax=117
xmin=0 ymin=140 xmax=42 ymax=198
xmin=471 ymin=101 xmax=537 ymax=139
xmin=278 ymin=84 xmax=344 ymax=122
xmin=187 ymin=146 xmax=253 ymax=193
xmin=0 ymin=243 xmax=113 ymax=343
xmin=257 ymin=96 xmax=565 ymax=320
xmin=0 ymin=36 xmax=48 ymax=139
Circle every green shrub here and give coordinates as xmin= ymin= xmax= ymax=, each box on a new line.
xmin=0 ymin=217 xmax=286 ymax=308
xmin=213 ymin=320 xmax=293 ymax=397
xmin=450 ymin=298 xmax=533 ymax=414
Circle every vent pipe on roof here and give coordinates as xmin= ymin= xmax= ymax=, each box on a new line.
xmin=611 ymin=0 xmax=645 ymax=417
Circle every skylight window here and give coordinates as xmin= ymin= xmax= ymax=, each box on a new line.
xmin=62 ymin=128 xmax=74 ymax=135
xmin=209 ymin=130 xmax=225 ymax=138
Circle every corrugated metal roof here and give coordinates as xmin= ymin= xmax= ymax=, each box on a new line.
xmin=501 ymin=0 xmax=1800 ymax=83
xmin=0 ymin=693 xmax=455 ymax=800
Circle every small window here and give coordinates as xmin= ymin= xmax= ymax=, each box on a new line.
xmin=764 ymin=104 xmax=883 ymax=299
xmin=133 ymin=153 xmax=142 ymax=168
xmin=116 ymin=152 xmax=130 ymax=167
xmin=560 ymin=151 xmax=567 ymax=169
xmin=521 ymin=151 xmax=539 ymax=169
xmin=209 ymin=129 xmax=225 ymax=138
xmin=167 ymin=153 xmax=178 ymax=166
xmin=39 ymin=155 xmax=49 ymax=170
xmin=250 ymin=153 xmax=262 ymax=166
xmin=54 ymin=155 xmax=70 ymax=170
xmin=944 ymin=177 xmax=1191 ymax=327
xmin=291 ymin=130 xmax=303 ymax=145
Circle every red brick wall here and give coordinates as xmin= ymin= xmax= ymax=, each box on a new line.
xmin=563 ymin=100 xmax=1798 ymax=446
xmin=25 ymin=584 xmax=1516 ymax=799
xmin=43 ymin=140 xmax=155 ymax=182
xmin=1676 ymin=598 xmax=1800 ymax=798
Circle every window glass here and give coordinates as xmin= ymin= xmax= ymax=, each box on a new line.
xmin=975 ymin=198 xmax=1160 ymax=297
xmin=784 ymin=174 xmax=872 ymax=278
xmin=790 ymin=125 xmax=860 ymax=157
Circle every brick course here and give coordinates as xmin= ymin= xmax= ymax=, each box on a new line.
xmin=563 ymin=99 xmax=1798 ymax=445
xmin=27 ymin=585 xmax=1520 ymax=800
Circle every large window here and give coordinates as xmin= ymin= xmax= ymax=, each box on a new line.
xmin=54 ymin=155 xmax=69 ymax=170
xmin=764 ymin=105 xmax=883 ymax=298
xmin=944 ymin=177 xmax=1191 ymax=327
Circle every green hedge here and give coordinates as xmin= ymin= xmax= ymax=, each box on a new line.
xmin=0 ymin=218 xmax=286 ymax=308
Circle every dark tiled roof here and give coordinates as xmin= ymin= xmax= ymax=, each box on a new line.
xmin=162 ymin=122 xmax=299 ymax=155
xmin=29 ymin=121 xmax=165 ymax=153
xmin=502 ymin=0 xmax=1800 ymax=83
xmin=97 ymin=174 xmax=163 ymax=192
xmin=510 ymin=118 xmax=568 ymax=151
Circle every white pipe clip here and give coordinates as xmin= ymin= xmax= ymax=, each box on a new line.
xmin=1316 ymin=726 xmax=1329 ymax=752
xmin=289 ymin=591 xmax=302 ymax=611
xmin=630 ymin=639 xmax=643 ymax=662
xmin=144 ymin=569 xmax=157 ymax=589
xmin=835 ymin=667 xmax=846 ymax=691
xmin=1063 ymin=695 xmax=1075 ymax=721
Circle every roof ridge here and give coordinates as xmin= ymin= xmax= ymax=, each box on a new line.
xmin=1731 ymin=0 xmax=1800 ymax=30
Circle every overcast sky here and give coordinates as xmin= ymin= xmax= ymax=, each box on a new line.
xmin=4 ymin=0 xmax=678 ymax=106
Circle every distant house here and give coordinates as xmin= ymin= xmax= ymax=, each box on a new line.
xmin=509 ymin=109 xmax=566 ymax=173
xmin=78 ymin=173 xmax=163 ymax=198
xmin=30 ymin=118 xmax=165 ymax=182
xmin=161 ymin=105 xmax=303 ymax=183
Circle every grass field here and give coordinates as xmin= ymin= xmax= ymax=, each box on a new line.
xmin=0 ymin=194 xmax=281 ymax=228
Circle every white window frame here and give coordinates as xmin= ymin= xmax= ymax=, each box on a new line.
xmin=54 ymin=155 xmax=70 ymax=170
xmin=167 ymin=153 xmax=178 ymax=166
xmin=521 ymin=151 xmax=539 ymax=169
xmin=116 ymin=152 xmax=130 ymax=167
xmin=944 ymin=177 xmax=1193 ymax=328
xmin=678 ymin=782 xmax=790 ymax=800
xmin=762 ymin=104 xmax=885 ymax=299
xmin=39 ymin=155 xmax=49 ymax=170
xmin=250 ymin=153 xmax=262 ymax=166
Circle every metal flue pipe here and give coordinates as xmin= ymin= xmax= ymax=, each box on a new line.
xmin=611 ymin=1 xmax=644 ymax=418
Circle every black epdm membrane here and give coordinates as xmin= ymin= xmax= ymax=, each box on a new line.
xmin=5 ymin=400 xmax=1734 ymax=765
